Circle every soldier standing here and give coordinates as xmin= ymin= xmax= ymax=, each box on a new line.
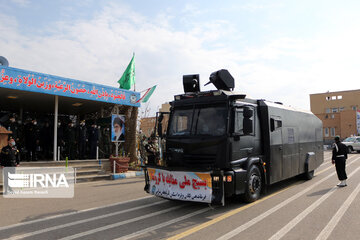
xmin=25 ymin=119 xmax=40 ymax=161
xmin=77 ymin=120 xmax=87 ymax=159
xmin=102 ymin=127 xmax=111 ymax=158
xmin=57 ymin=121 xmax=65 ymax=159
xmin=40 ymin=121 xmax=53 ymax=160
xmin=64 ymin=122 xmax=77 ymax=160
xmin=1 ymin=137 xmax=20 ymax=167
xmin=6 ymin=115 xmax=19 ymax=141
xmin=332 ymin=136 xmax=348 ymax=187
xmin=1 ymin=137 xmax=20 ymax=195
xmin=88 ymin=124 xmax=98 ymax=159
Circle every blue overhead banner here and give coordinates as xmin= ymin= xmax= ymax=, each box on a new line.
xmin=0 ymin=66 xmax=140 ymax=107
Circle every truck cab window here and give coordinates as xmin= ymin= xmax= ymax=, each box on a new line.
xmin=168 ymin=106 xmax=227 ymax=136
xmin=270 ymin=117 xmax=282 ymax=132
xmin=234 ymin=109 xmax=244 ymax=134
xmin=234 ymin=106 xmax=255 ymax=135
xmin=168 ymin=109 xmax=192 ymax=136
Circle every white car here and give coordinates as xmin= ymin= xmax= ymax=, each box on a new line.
xmin=342 ymin=136 xmax=360 ymax=153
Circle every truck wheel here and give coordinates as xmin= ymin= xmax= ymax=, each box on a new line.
xmin=303 ymin=170 xmax=314 ymax=180
xmin=242 ymin=165 xmax=262 ymax=203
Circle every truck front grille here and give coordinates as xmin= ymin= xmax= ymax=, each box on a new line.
xmin=183 ymin=154 xmax=216 ymax=168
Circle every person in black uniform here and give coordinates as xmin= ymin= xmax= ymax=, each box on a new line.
xmin=25 ymin=119 xmax=40 ymax=161
xmin=332 ymin=136 xmax=348 ymax=187
xmin=6 ymin=115 xmax=19 ymax=141
xmin=1 ymin=137 xmax=20 ymax=194
xmin=1 ymin=137 xmax=20 ymax=167
xmin=40 ymin=121 xmax=53 ymax=160
xmin=77 ymin=120 xmax=87 ymax=159
xmin=88 ymin=124 xmax=98 ymax=159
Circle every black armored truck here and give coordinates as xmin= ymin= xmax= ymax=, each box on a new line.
xmin=143 ymin=70 xmax=323 ymax=205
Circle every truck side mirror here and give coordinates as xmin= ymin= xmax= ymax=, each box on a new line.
xmin=243 ymin=106 xmax=253 ymax=135
xmin=157 ymin=113 xmax=164 ymax=138
xmin=157 ymin=122 xmax=163 ymax=138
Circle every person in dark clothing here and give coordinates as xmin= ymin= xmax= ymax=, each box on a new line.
xmin=77 ymin=120 xmax=87 ymax=159
xmin=145 ymin=137 xmax=157 ymax=165
xmin=1 ymin=137 xmax=20 ymax=195
xmin=6 ymin=115 xmax=19 ymax=141
xmin=88 ymin=124 xmax=98 ymax=159
xmin=332 ymin=136 xmax=348 ymax=187
xmin=57 ymin=121 xmax=65 ymax=159
xmin=1 ymin=137 xmax=20 ymax=167
xmin=64 ymin=122 xmax=77 ymax=160
xmin=40 ymin=121 xmax=53 ymax=160
xmin=25 ymin=119 xmax=40 ymax=161
xmin=102 ymin=127 xmax=111 ymax=158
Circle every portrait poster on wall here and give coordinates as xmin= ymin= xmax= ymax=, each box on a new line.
xmin=111 ymin=114 xmax=125 ymax=142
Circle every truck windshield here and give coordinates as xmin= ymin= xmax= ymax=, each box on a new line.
xmin=168 ymin=106 xmax=227 ymax=136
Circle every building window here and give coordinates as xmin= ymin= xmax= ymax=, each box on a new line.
xmin=338 ymin=95 xmax=342 ymax=99
xmin=325 ymin=128 xmax=329 ymax=137
xmin=331 ymin=96 xmax=336 ymax=100
xmin=325 ymin=108 xmax=330 ymax=113
xmin=326 ymin=96 xmax=331 ymax=101
xmin=325 ymin=114 xmax=328 ymax=119
xmin=332 ymin=108 xmax=338 ymax=113
xmin=339 ymin=107 xmax=344 ymax=112
xmin=331 ymin=114 xmax=335 ymax=119
xmin=330 ymin=127 xmax=335 ymax=137
xmin=352 ymin=106 xmax=357 ymax=111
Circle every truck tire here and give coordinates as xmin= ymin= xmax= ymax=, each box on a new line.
xmin=303 ymin=170 xmax=314 ymax=180
xmin=242 ymin=165 xmax=262 ymax=203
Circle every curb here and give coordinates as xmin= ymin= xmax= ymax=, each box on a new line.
xmin=111 ymin=171 xmax=144 ymax=180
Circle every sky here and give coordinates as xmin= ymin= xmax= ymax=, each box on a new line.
xmin=1 ymin=0 xmax=360 ymax=117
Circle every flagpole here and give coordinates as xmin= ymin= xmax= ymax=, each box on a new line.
xmin=133 ymin=52 xmax=136 ymax=91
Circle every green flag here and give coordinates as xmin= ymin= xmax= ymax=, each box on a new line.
xmin=118 ymin=54 xmax=135 ymax=90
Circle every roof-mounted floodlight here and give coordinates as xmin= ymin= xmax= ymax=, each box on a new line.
xmin=205 ymin=69 xmax=234 ymax=91
xmin=183 ymin=74 xmax=200 ymax=93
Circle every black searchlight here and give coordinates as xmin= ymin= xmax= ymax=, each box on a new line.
xmin=205 ymin=69 xmax=234 ymax=91
xmin=183 ymin=74 xmax=200 ymax=93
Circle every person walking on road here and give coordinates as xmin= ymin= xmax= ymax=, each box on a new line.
xmin=332 ymin=136 xmax=348 ymax=187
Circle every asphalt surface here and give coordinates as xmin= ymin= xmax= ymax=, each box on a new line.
xmin=1 ymin=151 xmax=360 ymax=240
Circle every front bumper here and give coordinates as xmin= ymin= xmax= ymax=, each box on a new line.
xmin=143 ymin=166 xmax=225 ymax=205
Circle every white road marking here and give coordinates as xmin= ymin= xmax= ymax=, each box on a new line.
xmin=315 ymin=182 xmax=360 ymax=240
xmin=58 ymin=205 xmax=185 ymax=240
xmin=268 ymin=166 xmax=360 ymax=240
xmin=0 ymin=196 xmax=153 ymax=231
xmin=217 ymin=156 xmax=360 ymax=240
xmin=115 ymin=208 xmax=210 ymax=240
xmin=8 ymin=200 xmax=166 ymax=240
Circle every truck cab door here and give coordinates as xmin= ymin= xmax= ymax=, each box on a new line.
xmin=231 ymin=106 xmax=255 ymax=161
xmin=269 ymin=116 xmax=283 ymax=183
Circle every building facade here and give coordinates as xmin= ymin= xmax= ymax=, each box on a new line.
xmin=310 ymin=90 xmax=360 ymax=143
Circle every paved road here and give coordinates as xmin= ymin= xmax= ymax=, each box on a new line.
xmin=1 ymin=151 xmax=360 ymax=239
